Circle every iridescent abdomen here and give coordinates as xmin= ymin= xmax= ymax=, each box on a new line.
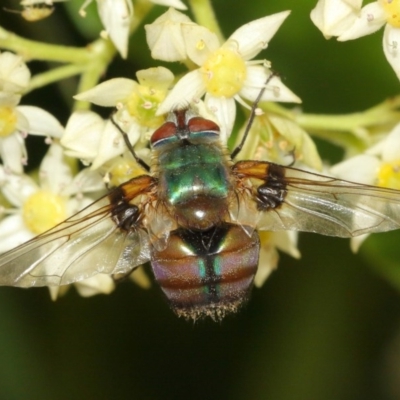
xmin=151 ymin=223 xmax=260 ymax=320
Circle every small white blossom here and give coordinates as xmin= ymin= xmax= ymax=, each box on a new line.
xmin=311 ymin=0 xmax=400 ymax=79
xmin=310 ymin=0 xmax=363 ymax=38
xmin=152 ymin=10 xmax=301 ymax=140
xmin=61 ymin=110 xmax=107 ymax=165
xmin=0 ymin=101 xmax=64 ymax=173
xmin=74 ymin=67 xmax=174 ymax=168
xmin=0 ymin=143 xmax=104 ymax=252
xmin=0 ymin=142 xmax=110 ymax=298
xmin=145 ymin=7 xmax=200 ymax=62
xmin=80 ymin=0 xmax=186 ymax=59
xmin=0 ymin=54 xmax=63 ymax=172
xmin=0 ymin=52 xmax=30 ymax=94
xmin=330 ymin=121 xmax=400 ymax=250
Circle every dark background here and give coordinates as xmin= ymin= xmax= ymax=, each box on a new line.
xmin=1 ymin=0 xmax=400 ymax=399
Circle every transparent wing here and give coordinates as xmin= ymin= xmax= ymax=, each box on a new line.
xmin=233 ymin=161 xmax=400 ymax=237
xmin=0 ymin=176 xmax=155 ymax=287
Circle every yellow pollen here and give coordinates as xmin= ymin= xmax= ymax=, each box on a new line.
xmin=0 ymin=107 xmax=17 ymax=137
xmin=201 ymin=48 xmax=247 ymax=97
xmin=108 ymin=159 xmax=147 ymax=187
xmin=126 ymin=85 xmax=165 ymax=128
xmin=196 ymin=40 xmax=205 ymax=50
xmin=22 ymin=191 xmax=67 ymax=235
xmin=377 ymin=160 xmax=400 ymax=189
xmin=380 ymin=0 xmax=400 ymax=27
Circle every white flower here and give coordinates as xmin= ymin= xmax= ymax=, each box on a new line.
xmin=62 ymin=110 xmax=110 ymax=166
xmin=311 ymin=0 xmax=400 ymax=79
xmin=235 ymin=111 xmax=323 ymax=171
xmin=0 ymin=54 xmax=64 ymax=172
xmin=0 ymin=142 xmax=111 ymax=298
xmin=0 ymin=52 xmax=30 ymax=94
xmin=74 ymin=67 xmax=174 ymax=169
xmin=0 ymin=100 xmax=64 ymax=173
xmin=310 ymin=0 xmax=362 ymax=38
xmin=79 ymin=0 xmax=186 ymax=58
xmin=145 ymin=7 xmax=199 ymax=62
xmin=151 ymin=10 xmax=301 ymax=140
xmin=330 ymin=121 xmax=400 ymax=250
xmin=0 ymin=143 xmax=105 ymax=253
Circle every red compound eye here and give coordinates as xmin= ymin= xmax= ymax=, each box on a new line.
xmin=188 ymin=117 xmax=220 ymax=133
xmin=150 ymin=121 xmax=177 ymax=146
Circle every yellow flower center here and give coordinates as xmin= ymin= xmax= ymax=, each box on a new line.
xmin=379 ymin=0 xmax=400 ymax=28
xmin=22 ymin=191 xmax=67 ymax=234
xmin=108 ymin=158 xmax=147 ymax=187
xmin=0 ymin=107 xmax=17 ymax=137
xmin=377 ymin=160 xmax=400 ymax=189
xmin=201 ymin=48 xmax=247 ymax=98
xmin=126 ymin=85 xmax=166 ymax=128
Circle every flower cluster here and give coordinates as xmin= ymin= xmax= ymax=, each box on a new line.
xmin=311 ymin=0 xmax=400 ymax=79
xmin=0 ymin=3 xmax=305 ymax=298
xmin=0 ymin=0 xmax=399 ymax=300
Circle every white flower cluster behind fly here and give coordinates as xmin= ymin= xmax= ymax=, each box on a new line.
xmin=0 ymin=0 xmax=399 ymax=304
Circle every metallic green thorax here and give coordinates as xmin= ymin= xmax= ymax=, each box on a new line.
xmin=156 ymin=140 xmax=231 ymax=206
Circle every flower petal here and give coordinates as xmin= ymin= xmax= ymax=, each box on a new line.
xmin=383 ymin=24 xmax=400 ymax=80
xmin=272 ymin=231 xmax=301 ymax=259
xmin=205 ymin=94 xmax=236 ymax=142
xmin=129 ymin=266 xmax=152 ymax=288
xmin=0 ymin=133 xmax=25 ymax=174
xmin=17 ymin=105 xmax=64 ymax=138
xmin=254 ymin=233 xmax=279 ymax=287
xmin=0 ymin=93 xmax=20 ymax=108
xmin=2 ymin=169 xmax=37 ymax=207
xmin=91 ymin=118 xmax=140 ymax=169
xmin=330 ymin=154 xmax=380 ymax=184
xmin=338 ymin=2 xmax=386 ymax=41
xmin=136 ymin=66 xmax=175 ymax=91
xmin=380 ymin=120 xmax=400 ymax=161
xmin=157 ymin=69 xmax=205 ymax=115
xmin=74 ymin=274 xmax=116 ymax=296
xmin=61 ymin=110 xmax=104 ymax=161
xmin=228 ymin=11 xmax=291 ymax=60
xmin=182 ymin=24 xmax=220 ymax=65
xmin=74 ymin=78 xmax=138 ymax=106
xmin=39 ymin=143 xmax=72 ymax=193
xmin=0 ymin=215 xmax=33 ymax=253
xmin=310 ymin=0 xmax=362 ymax=38
xmin=240 ymin=66 xmax=301 ymax=103
xmin=97 ymin=0 xmax=133 ymax=58
xmin=0 ymin=51 xmax=30 ymax=94
xmin=145 ymin=8 xmax=193 ymax=62
xmin=62 ymin=168 xmax=105 ymax=197
xmin=350 ymin=234 xmax=370 ymax=253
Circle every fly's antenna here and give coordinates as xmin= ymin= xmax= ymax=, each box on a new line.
xmin=110 ymin=116 xmax=150 ymax=172
xmin=231 ymin=71 xmax=277 ymax=160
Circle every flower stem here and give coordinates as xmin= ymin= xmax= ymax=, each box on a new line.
xmin=0 ymin=26 xmax=90 ymax=63
xmin=263 ymin=96 xmax=400 ymax=151
xmin=26 ymin=64 xmax=86 ymax=93
xmin=188 ymin=0 xmax=224 ymax=42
